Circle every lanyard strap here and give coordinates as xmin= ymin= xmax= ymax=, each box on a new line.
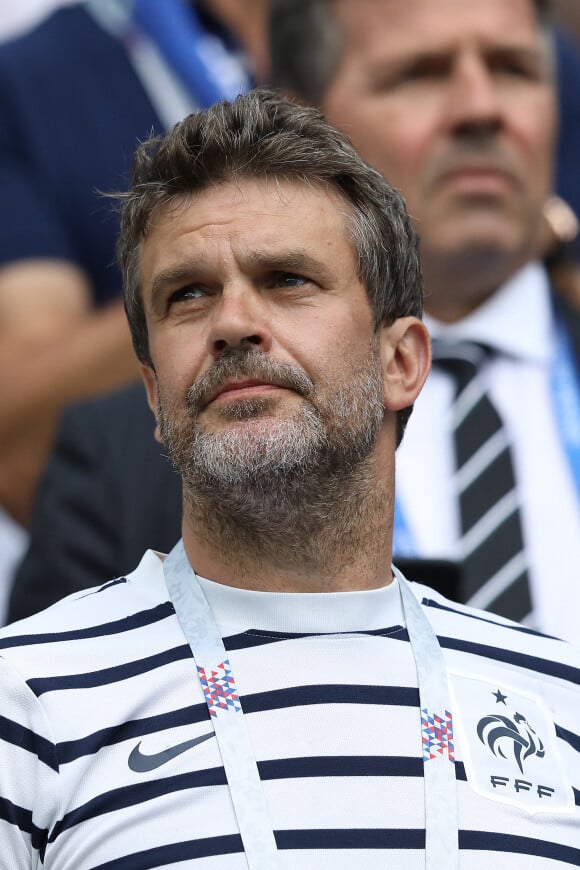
xmin=85 ymin=0 xmax=252 ymax=131
xmin=552 ymin=315 xmax=580 ymax=496
xmin=164 ymin=540 xmax=459 ymax=869
xmin=132 ymin=0 xmax=252 ymax=107
xmin=394 ymin=566 xmax=459 ymax=869
xmin=163 ymin=542 xmax=278 ymax=869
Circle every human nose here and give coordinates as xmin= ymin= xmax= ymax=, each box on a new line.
xmin=207 ymin=286 xmax=273 ymax=356
xmin=444 ymin=55 xmax=503 ymax=135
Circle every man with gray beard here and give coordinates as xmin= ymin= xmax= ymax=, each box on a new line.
xmin=0 ymin=90 xmax=578 ymax=868
xmin=157 ymin=342 xmax=386 ymax=559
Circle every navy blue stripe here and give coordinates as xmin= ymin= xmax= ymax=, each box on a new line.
xmin=84 ymin=828 xmax=580 ymax=867
xmin=0 ymin=796 xmax=34 ymax=834
xmin=0 ymin=796 xmax=48 ymax=855
xmin=53 ymin=754 xmax=461 ymax=841
xmin=88 ymin=828 xmax=428 ymax=867
xmin=437 ymin=635 xmax=580 ymax=685
xmin=460 ymin=830 xmax=580 ymax=864
xmin=263 ymin=756 xmax=466 ymax=784
xmin=0 ymin=714 xmax=58 ymax=771
xmin=27 ymin=644 xmax=191 ymax=696
xmin=58 ymin=685 xmax=419 ymax=764
xmin=225 ymin=626 xmax=408 ymax=650
xmin=276 ymin=828 xmax=425 ymax=849
xmin=242 ymin=684 xmax=420 ymax=713
xmin=0 ymin=603 xmax=174 ymax=649
xmin=260 ymin=755 xmax=424 ymax=779
xmin=89 ymin=834 xmax=243 ymax=870
xmin=53 ymin=756 xmax=423 ymax=840
xmin=264 ymin=756 xmax=464 ymax=783
xmin=575 ymin=788 xmax=580 ymax=807
xmin=225 ymin=631 xmax=299 ymax=650
xmin=91 ymin=577 xmax=128 ymax=594
xmin=57 ymin=703 xmax=209 ymax=764
xmin=556 ymin=724 xmax=580 ymax=754
xmin=50 ymin=767 xmax=227 ymax=840
xmin=422 ymin=598 xmax=561 ymax=640
xmin=76 ymin=577 xmax=129 ymax=598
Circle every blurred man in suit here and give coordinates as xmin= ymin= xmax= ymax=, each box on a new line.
xmin=270 ymin=0 xmax=580 ymax=641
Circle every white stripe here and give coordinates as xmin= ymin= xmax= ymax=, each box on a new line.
xmin=452 ymin=377 xmax=485 ymax=427
xmin=454 ymin=429 xmax=509 ymax=493
xmin=466 ymin=551 xmax=528 ymax=610
xmin=460 ymin=490 xmax=519 ymax=558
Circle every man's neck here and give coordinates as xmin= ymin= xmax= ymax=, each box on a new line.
xmin=180 ymin=449 xmax=395 ymax=594
xmin=421 ymin=251 xmax=530 ymax=323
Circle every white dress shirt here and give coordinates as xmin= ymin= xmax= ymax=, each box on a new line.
xmin=396 ymin=262 xmax=580 ymax=643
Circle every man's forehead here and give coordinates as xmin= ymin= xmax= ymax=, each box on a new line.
xmin=332 ymin=0 xmax=544 ymax=50
xmin=140 ymin=178 xmax=352 ymax=245
xmin=138 ymin=177 xmax=357 ymax=287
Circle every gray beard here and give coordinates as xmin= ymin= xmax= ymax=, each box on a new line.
xmin=157 ymin=346 xmax=385 ymax=569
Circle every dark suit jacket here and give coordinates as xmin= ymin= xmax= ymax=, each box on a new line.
xmin=8 ymin=294 xmax=580 ymax=623
xmin=8 ymin=383 xmax=182 ymax=622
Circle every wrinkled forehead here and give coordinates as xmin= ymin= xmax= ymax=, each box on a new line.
xmin=136 ymin=177 xmax=360 ymax=287
xmin=331 ymin=0 xmax=548 ymax=54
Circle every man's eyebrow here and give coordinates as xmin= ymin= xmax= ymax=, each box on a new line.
xmin=148 ymin=250 xmax=336 ymax=310
xmin=149 ymin=257 xmax=207 ymax=312
xmin=368 ymin=42 xmax=545 ymax=78
xmin=243 ymin=249 xmax=335 ymax=283
xmin=367 ymin=48 xmax=447 ymax=76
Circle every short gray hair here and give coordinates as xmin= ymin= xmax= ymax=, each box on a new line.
xmin=270 ymin=0 xmax=554 ymax=107
xmin=117 ymin=90 xmax=423 ymax=442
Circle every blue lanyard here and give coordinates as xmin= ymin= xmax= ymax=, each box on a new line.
xmin=132 ymin=0 xmax=252 ymax=106
xmin=393 ymin=496 xmax=415 ymax=557
xmin=394 ymin=317 xmax=580 ymax=557
xmin=163 ymin=540 xmax=459 ymax=869
xmin=551 ymin=315 xmax=580 ymax=496
xmin=86 ymin=0 xmax=251 ymax=111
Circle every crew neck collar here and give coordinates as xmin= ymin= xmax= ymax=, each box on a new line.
xmin=192 ymin=573 xmax=406 ymax=636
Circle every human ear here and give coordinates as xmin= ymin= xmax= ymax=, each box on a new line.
xmin=140 ymin=363 xmax=163 ymax=444
xmin=380 ymin=317 xmax=431 ymax=411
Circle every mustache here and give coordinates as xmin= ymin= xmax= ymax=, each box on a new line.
xmin=186 ymin=349 xmax=315 ymax=413
xmin=428 ymin=140 xmax=520 ymax=186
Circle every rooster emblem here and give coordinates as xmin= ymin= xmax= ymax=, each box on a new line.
xmin=477 ymin=712 xmax=545 ymax=773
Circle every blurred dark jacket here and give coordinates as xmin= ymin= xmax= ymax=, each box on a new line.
xmin=8 ymin=383 xmax=182 ymax=622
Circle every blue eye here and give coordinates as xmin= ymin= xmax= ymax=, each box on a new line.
xmin=276 ymin=272 xmax=307 ymax=287
xmin=170 ymin=285 xmax=207 ymax=304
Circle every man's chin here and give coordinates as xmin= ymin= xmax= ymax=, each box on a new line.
xmin=423 ymin=222 xmax=529 ymax=277
xmin=425 ymin=201 xmax=529 ymax=255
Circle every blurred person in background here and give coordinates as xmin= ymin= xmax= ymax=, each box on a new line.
xmin=270 ymin=0 xmax=580 ymax=642
xmin=550 ymin=0 xmax=580 ymax=308
xmin=0 ymin=0 xmax=79 ymax=42
xmin=0 ymin=0 xmax=268 ymax=623
xmin=8 ymin=381 xmax=183 ymax=621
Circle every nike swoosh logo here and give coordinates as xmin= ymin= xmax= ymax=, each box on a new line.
xmin=128 ymin=731 xmax=215 ymax=773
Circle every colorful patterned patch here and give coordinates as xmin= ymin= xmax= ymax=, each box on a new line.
xmin=421 ymin=708 xmax=455 ymax=762
xmin=197 ymin=659 xmax=242 ymax=717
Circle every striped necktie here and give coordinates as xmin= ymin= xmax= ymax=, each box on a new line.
xmin=431 ymin=340 xmax=532 ymax=621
